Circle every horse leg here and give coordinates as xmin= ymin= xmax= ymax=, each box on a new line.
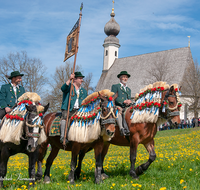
xmin=68 ymin=143 xmax=81 ymax=184
xmin=101 ymin=143 xmax=110 ymax=180
xmin=94 ymin=139 xmax=104 ymax=184
xmin=35 ymin=140 xmax=49 ymax=181
xmin=28 ymin=146 xmax=39 ymax=188
xmin=129 ymin=134 xmax=139 ymax=179
xmin=43 ymin=145 xmax=60 ymax=183
xmin=0 ymin=147 xmax=10 ymax=188
xmin=74 ymin=147 xmax=93 ymax=180
xmin=136 ymin=140 xmax=156 ymax=176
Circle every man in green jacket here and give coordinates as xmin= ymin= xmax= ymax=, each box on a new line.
xmin=0 ymin=71 xmax=25 ymax=119
xmin=111 ymin=71 xmax=132 ymax=136
xmin=60 ymin=71 xmax=87 ymax=143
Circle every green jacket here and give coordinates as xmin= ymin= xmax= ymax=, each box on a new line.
xmin=111 ymin=83 xmax=131 ymax=108
xmin=61 ymin=83 xmax=87 ymax=111
xmin=0 ymin=83 xmax=25 ymax=109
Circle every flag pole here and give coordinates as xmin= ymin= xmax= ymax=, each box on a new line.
xmin=63 ymin=3 xmax=83 ymax=146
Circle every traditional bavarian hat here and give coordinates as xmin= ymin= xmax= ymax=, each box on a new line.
xmin=117 ymin=71 xmax=131 ymax=78
xmin=8 ymin=71 xmax=24 ymax=79
xmin=75 ymin=71 xmax=85 ymax=78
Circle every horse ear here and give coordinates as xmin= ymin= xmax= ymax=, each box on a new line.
xmin=113 ymin=92 xmax=118 ymax=101
xmin=179 ymin=86 xmax=182 ymax=91
xmin=169 ymin=85 xmax=174 ymax=93
xmin=43 ymin=103 xmax=49 ymax=114
xmin=98 ymin=92 xmax=107 ymax=101
xmin=25 ymin=104 xmax=33 ymax=112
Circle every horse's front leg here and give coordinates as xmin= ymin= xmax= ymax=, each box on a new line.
xmin=35 ymin=141 xmax=49 ymax=181
xmin=136 ymin=139 xmax=156 ymax=176
xmin=129 ymin=134 xmax=139 ymax=179
xmin=28 ymin=146 xmax=39 ymax=188
xmin=0 ymin=147 xmax=10 ymax=188
xmin=94 ymin=138 xmax=104 ymax=184
xmin=101 ymin=143 xmax=110 ymax=180
xmin=68 ymin=143 xmax=80 ymax=184
xmin=43 ymin=145 xmax=60 ymax=183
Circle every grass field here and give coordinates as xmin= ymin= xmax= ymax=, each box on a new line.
xmin=3 ymin=127 xmax=200 ymax=190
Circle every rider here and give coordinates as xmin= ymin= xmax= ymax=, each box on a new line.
xmin=60 ymin=71 xmax=87 ymax=143
xmin=0 ymin=71 xmax=25 ymax=120
xmin=111 ymin=71 xmax=132 ymax=136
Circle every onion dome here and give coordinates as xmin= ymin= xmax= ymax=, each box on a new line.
xmin=104 ymin=9 xmax=120 ymax=37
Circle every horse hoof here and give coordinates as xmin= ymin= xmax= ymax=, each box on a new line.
xmin=136 ymin=166 xmax=144 ymax=176
xmin=101 ymin=173 xmax=109 ymax=180
xmin=70 ymin=180 xmax=75 ymax=184
xmin=44 ymin=176 xmax=51 ymax=184
xmin=95 ymin=179 xmax=103 ymax=184
xmin=129 ymin=171 xmax=139 ymax=179
xmin=35 ymin=174 xmax=42 ymax=181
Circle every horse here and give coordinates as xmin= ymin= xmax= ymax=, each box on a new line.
xmin=72 ymin=83 xmax=181 ymax=180
xmin=0 ymin=103 xmax=49 ymax=188
xmin=36 ymin=90 xmax=117 ymax=184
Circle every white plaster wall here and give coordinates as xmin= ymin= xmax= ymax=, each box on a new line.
xmin=103 ymin=44 xmax=119 ymax=70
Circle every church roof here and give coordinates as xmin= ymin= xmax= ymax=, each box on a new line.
xmin=96 ymin=47 xmax=193 ymax=97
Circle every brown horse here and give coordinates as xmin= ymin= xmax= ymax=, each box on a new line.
xmin=36 ymin=90 xmax=117 ymax=184
xmin=74 ymin=84 xmax=181 ymax=180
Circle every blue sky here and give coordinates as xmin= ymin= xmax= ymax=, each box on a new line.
xmin=0 ymin=0 xmax=200 ymax=88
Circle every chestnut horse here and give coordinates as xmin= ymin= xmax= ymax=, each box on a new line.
xmin=73 ymin=84 xmax=181 ymax=180
xmin=36 ymin=91 xmax=117 ymax=184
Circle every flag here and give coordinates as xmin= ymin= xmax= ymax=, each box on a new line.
xmin=64 ymin=18 xmax=80 ymax=62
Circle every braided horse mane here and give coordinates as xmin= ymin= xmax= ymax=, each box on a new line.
xmin=68 ymin=89 xmax=114 ymax=143
xmin=130 ymin=81 xmax=180 ymax=124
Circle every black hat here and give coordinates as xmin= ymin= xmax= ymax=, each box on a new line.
xmin=75 ymin=71 xmax=85 ymax=78
xmin=117 ymin=71 xmax=131 ymax=78
xmin=8 ymin=71 xmax=24 ymax=79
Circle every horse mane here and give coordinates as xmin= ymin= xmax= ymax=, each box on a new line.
xmin=81 ymin=89 xmax=114 ymax=105
xmin=131 ymin=81 xmax=180 ymax=124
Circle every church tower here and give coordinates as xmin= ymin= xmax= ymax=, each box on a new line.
xmin=103 ymin=1 xmax=120 ymax=71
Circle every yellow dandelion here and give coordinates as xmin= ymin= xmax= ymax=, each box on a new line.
xmin=180 ymin=179 xmax=184 ymax=184
xmin=112 ymin=183 xmax=115 ymax=186
xmin=189 ymin=168 xmax=192 ymax=171
xmin=183 ymin=186 xmax=187 ymax=189
xmin=160 ymin=187 xmax=166 ymax=190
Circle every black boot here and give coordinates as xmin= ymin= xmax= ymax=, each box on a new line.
xmin=122 ymin=112 xmax=130 ymax=136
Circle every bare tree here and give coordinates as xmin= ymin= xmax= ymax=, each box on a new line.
xmin=43 ymin=62 xmax=94 ymax=112
xmin=143 ymin=53 xmax=176 ymax=84
xmin=0 ymin=51 xmax=48 ymax=95
xmin=180 ymin=59 xmax=200 ymax=118
xmin=82 ymin=73 xmax=95 ymax=94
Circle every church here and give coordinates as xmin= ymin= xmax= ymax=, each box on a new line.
xmin=95 ymin=4 xmax=194 ymax=121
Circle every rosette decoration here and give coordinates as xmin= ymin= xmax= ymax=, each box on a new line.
xmin=68 ymin=89 xmax=115 ymax=143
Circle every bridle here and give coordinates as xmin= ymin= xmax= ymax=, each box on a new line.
xmin=100 ymin=100 xmax=116 ymax=125
xmin=21 ymin=112 xmax=43 ymax=140
xmin=160 ymin=89 xmax=180 ymax=120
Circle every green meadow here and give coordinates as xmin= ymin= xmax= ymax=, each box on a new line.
xmin=3 ymin=127 xmax=200 ymax=190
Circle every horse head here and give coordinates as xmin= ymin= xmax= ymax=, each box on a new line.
xmin=161 ymin=85 xmax=181 ymax=127
xmin=25 ymin=103 xmax=49 ymax=152
xmin=98 ymin=92 xmax=118 ymax=140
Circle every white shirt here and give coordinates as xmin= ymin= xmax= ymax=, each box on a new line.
xmin=11 ymin=83 xmax=19 ymax=103
xmin=120 ymin=82 xmax=127 ymax=91
xmin=74 ymin=88 xmax=80 ymax=109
